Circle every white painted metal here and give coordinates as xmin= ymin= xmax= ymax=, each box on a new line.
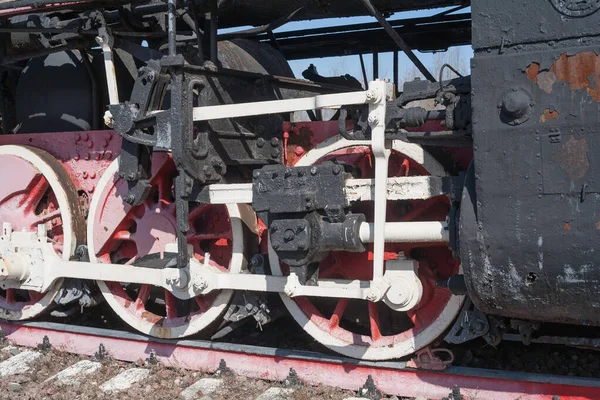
xmin=344 ymin=176 xmax=447 ymax=202
xmin=359 ymin=221 xmax=448 ymax=243
xmin=96 ymin=28 xmax=119 ymax=106
xmin=87 ymin=159 xmax=249 ymax=339
xmin=205 ymin=183 xmax=253 ymax=204
xmin=382 ymin=257 xmax=423 ymax=312
xmin=369 ymin=80 xmax=393 ymax=281
xmin=96 ymin=27 xmax=119 ymax=127
xmin=269 ymin=135 xmax=464 ymax=360
xmin=204 ymin=175 xmax=447 ymax=205
xmin=0 ymin=223 xmax=432 ymax=304
xmin=192 ymin=90 xmax=374 ymax=121
xmin=0 ymin=145 xmax=75 ymax=320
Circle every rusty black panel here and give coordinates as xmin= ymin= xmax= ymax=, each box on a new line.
xmin=217 ymin=0 xmax=466 ymax=28
xmin=463 ymin=0 xmax=600 ymax=325
xmin=541 ymin=133 xmax=600 ymax=194
xmin=472 ymin=0 xmax=600 ymax=50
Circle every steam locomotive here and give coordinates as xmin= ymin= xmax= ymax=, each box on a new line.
xmin=0 ymin=0 xmax=596 ymax=361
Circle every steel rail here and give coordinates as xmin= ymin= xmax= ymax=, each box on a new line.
xmin=0 ymin=320 xmax=599 ymax=400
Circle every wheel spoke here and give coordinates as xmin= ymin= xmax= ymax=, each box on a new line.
xmin=28 ymin=290 xmax=44 ymax=303
xmin=113 ymin=230 xmax=132 ymax=241
xmin=5 ymin=289 xmax=15 ymax=304
xmin=329 ymin=298 xmax=349 ymax=329
xmin=188 ymin=204 xmax=211 ymax=221
xmin=29 ymin=208 xmax=61 ymax=228
xmin=400 ymin=158 xmax=410 ymax=176
xmin=165 ymin=290 xmax=177 ymax=319
xmin=19 ymin=174 xmax=49 ymax=213
xmin=157 ymin=176 xmax=172 ymax=203
xmin=187 ymin=232 xmax=231 ymax=242
xmin=368 ymin=301 xmax=382 ymax=341
xmin=134 ymin=284 xmax=152 ymax=310
xmin=194 ymin=293 xmax=215 ymax=313
xmin=399 ymin=198 xmax=440 ymax=222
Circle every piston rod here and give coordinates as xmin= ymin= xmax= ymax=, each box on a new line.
xmin=359 ymin=221 xmax=448 ymax=243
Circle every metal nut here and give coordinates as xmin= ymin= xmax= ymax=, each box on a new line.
xmin=365 ymin=90 xmax=380 ymax=103
xmin=194 ymin=276 xmax=208 ymax=292
xmin=284 ymin=285 xmax=295 ymax=297
xmin=368 ymin=113 xmax=380 ymax=126
xmin=365 ymin=289 xmax=379 ymax=302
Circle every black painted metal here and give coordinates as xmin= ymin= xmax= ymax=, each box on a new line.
xmin=252 ymin=161 xmax=365 ymax=283
xmin=462 ymin=0 xmax=600 ymax=325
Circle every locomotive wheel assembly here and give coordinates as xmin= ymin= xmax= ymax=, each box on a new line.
xmin=269 ymin=136 xmax=464 ymax=360
xmin=0 ymin=145 xmax=82 ymax=320
xmin=87 ymin=157 xmax=254 ymax=339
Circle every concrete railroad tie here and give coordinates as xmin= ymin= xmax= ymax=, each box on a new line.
xmin=0 ymin=350 xmax=41 ymax=377
xmin=99 ymin=368 xmax=151 ymax=392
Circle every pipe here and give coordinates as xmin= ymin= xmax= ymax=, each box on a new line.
xmin=359 ymin=221 xmax=448 ymax=244
xmin=359 ymin=0 xmax=436 ymax=82
xmin=167 ymin=0 xmax=177 ymax=57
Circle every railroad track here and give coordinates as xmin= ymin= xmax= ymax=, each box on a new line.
xmin=0 ymin=321 xmax=598 ymax=400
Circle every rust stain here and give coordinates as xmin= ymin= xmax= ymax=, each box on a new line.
xmin=526 ymin=63 xmax=540 ymax=82
xmin=552 ymin=136 xmax=590 ymax=180
xmin=141 ymin=311 xmax=163 ymax=324
xmin=286 ymin=126 xmax=315 ymax=166
xmin=540 ymin=108 xmax=559 ymax=122
xmin=595 ymin=221 xmax=600 ymax=230
xmin=564 ymin=222 xmax=571 ymax=231
xmin=528 ymin=52 xmax=600 ymax=101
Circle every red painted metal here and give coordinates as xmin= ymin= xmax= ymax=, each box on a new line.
xmin=282 ymin=138 xmax=458 ymax=353
xmin=0 ymin=130 xmax=121 ymax=198
xmin=91 ymin=155 xmax=233 ymax=332
xmin=1 ymin=321 xmax=599 ymax=400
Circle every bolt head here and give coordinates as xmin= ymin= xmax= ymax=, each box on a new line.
xmin=283 ymin=229 xmax=295 ymax=242
xmin=194 ymin=276 xmax=208 ymax=291
xmin=368 ymin=113 xmax=380 ymax=125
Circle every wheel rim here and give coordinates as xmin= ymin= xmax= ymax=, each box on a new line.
xmin=0 ymin=145 xmax=80 ymax=320
xmin=270 ymin=135 xmax=464 ymax=360
xmin=88 ymin=156 xmax=252 ymax=339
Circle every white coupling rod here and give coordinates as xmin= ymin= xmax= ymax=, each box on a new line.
xmin=192 ymin=88 xmax=379 ymax=121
